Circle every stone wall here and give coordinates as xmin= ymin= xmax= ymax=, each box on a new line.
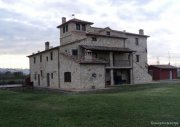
xmin=126 ymin=35 xmax=148 ymax=69
xmin=133 ymin=62 xmax=152 ymax=84
xmin=29 ymin=21 xmax=152 ymax=90
xmin=59 ymin=53 xmax=105 ymax=89
xmin=59 ymin=32 xmax=152 ymax=85
xmin=30 ymin=49 xmax=59 ymax=89
xmin=80 ymin=64 xmax=105 ymax=89
xmin=60 ymin=23 xmax=91 ymax=45
xmin=59 ymin=53 xmax=81 ymax=89
xmin=60 ymin=36 xmax=125 ymax=54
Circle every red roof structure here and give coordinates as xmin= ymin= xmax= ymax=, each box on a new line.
xmin=148 ymin=65 xmax=177 ymax=80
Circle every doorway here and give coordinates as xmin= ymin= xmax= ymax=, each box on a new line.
xmin=47 ymin=73 xmax=50 ymax=87
xmin=105 ymin=69 xmax=111 ymax=85
xmin=38 ymin=74 xmax=40 ymax=86
xmin=113 ymin=69 xmax=130 ymax=85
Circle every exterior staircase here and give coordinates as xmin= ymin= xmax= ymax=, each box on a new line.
xmin=133 ymin=62 xmax=152 ymax=84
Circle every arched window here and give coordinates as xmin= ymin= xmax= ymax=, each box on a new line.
xmin=64 ymin=72 xmax=71 ymax=82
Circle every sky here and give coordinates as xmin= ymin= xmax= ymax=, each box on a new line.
xmin=0 ymin=0 xmax=180 ymax=68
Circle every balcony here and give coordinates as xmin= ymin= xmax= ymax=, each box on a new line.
xmin=113 ymin=60 xmax=130 ymax=67
xmin=105 ymin=60 xmax=131 ymax=68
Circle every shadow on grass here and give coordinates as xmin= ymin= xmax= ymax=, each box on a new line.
xmin=2 ymin=83 xmax=180 ymax=95
xmin=79 ymin=83 xmax=180 ymax=94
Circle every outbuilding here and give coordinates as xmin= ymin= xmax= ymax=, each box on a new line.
xmin=148 ymin=65 xmax=177 ymax=80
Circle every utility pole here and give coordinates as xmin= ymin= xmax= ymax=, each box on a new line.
xmin=157 ymin=57 xmax=159 ymax=65
xmin=168 ymin=51 xmax=171 ymax=65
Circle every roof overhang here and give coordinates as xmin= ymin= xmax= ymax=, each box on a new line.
xmin=57 ymin=18 xmax=94 ymax=28
xmin=80 ymin=45 xmax=134 ymax=53
xmin=149 ymin=65 xmax=177 ymax=69
xmin=27 ymin=46 xmax=59 ymax=57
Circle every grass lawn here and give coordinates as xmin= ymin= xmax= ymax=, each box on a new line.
xmin=0 ymin=83 xmax=180 ymax=127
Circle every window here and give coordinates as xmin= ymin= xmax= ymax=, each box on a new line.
xmin=92 ymin=37 xmax=97 ymax=41
xmin=51 ymin=73 xmax=53 ymax=79
xmin=76 ymin=23 xmax=80 ymax=30
xmin=82 ymin=24 xmax=86 ymax=31
xmin=106 ymin=31 xmax=110 ymax=36
xmin=34 ymin=74 xmax=36 ymax=80
xmin=40 ymin=70 xmax=43 ymax=77
xmin=135 ymin=38 xmax=139 ymax=45
xmin=63 ymin=25 xmax=68 ymax=33
xmin=50 ymin=52 xmax=53 ymax=60
xmin=40 ymin=55 xmax=42 ymax=62
xmin=63 ymin=26 xmax=66 ymax=33
xmin=33 ymin=57 xmax=36 ymax=64
xmin=72 ymin=49 xmax=78 ymax=56
xmin=65 ymin=25 xmax=68 ymax=32
xmin=136 ymin=55 xmax=140 ymax=62
xmin=64 ymin=72 xmax=71 ymax=82
xmin=46 ymin=56 xmax=48 ymax=61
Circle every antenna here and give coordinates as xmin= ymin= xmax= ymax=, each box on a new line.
xmin=157 ymin=57 xmax=159 ymax=65
xmin=168 ymin=51 xmax=171 ymax=65
xmin=72 ymin=14 xmax=75 ymax=19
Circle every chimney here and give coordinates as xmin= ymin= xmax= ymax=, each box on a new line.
xmin=45 ymin=41 xmax=50 ymax=50
xmin=139 ymin=29 xmax=144 ymax=35
xmin=62 ymin=17 xmax=66 ymax=24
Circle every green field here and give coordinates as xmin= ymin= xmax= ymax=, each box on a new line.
xmin=0 ymin=83 xmax=180 ymax=127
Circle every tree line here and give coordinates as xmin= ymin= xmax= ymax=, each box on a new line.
xmin=0 ymin=71 xmax=28 ymax=85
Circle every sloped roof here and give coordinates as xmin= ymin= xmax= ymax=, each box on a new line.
xmin=98 ymin=27 xmax=112 ymax=32
xmin=80 ymin=45 xmax=134 ymax=53
xmin=57 ymin=18 xmax=94 ymax=28
xmin=90 ymin=27 xmax=150 ymax=37
xmin=86 ymin=32 xmax=127 ymax=39
xmin=27 ymin=46 xmax=60 ymax=57
xmin=149 ymin=65 xmax=177 ymax=69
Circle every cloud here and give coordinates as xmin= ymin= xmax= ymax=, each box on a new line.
xmin=0 ymin=0 xmax=180 ymax=68
xmin=0 ymin=54 xmax=28 ymax=68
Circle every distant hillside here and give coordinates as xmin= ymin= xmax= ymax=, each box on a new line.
xmin=0 ymin=68 xmax=29 ymax=75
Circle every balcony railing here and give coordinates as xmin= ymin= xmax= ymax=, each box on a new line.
xmin=91 ymin=55 xmax=131 ymax=67
xmin=113 ymin=60 xmax=130 ymax=67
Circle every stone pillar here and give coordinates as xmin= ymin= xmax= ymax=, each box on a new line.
xmin=130 ymin=69 xmax=134 ymax=84
xmin=129 ymin=53 xmax=133 ymax=67
xmin=110 ymin=69 xmax=114 ymax=85
xmin=109 ymin=52 xmax=114 ymax=67
xmin=130 ymin=53 xmax=134 ymax=84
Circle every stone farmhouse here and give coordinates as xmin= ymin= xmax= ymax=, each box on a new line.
xmin=28 ymin=17 xmax=152 ymax=90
